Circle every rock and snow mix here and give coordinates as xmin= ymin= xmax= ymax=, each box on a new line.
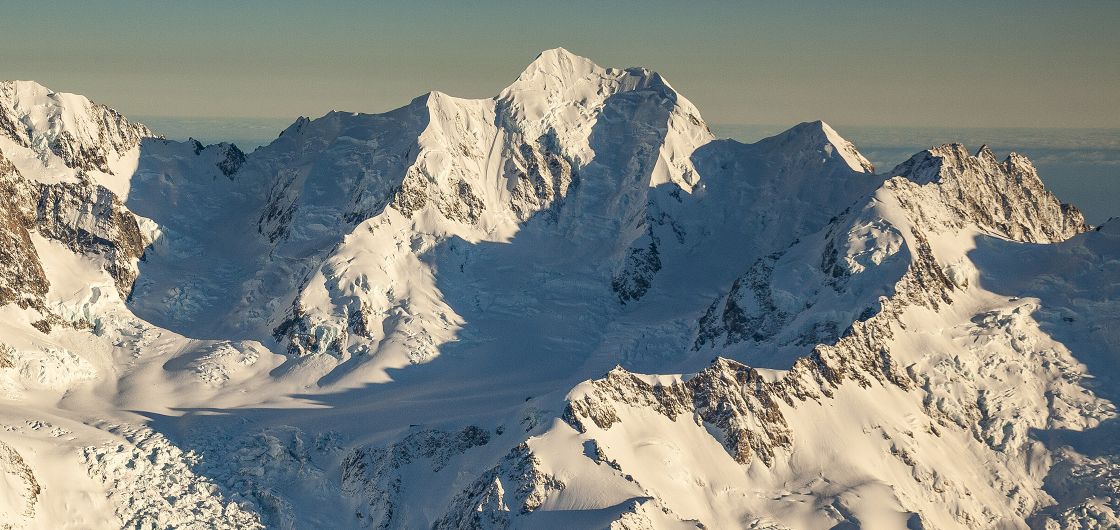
xmin=0 ymin=49 xmax=1117 ymax=529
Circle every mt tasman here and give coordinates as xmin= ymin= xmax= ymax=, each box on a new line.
xmin=0 ymin=49 xmax=1117 ymax=529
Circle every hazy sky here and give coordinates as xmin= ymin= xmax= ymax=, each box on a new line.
xmin=3 ymin=1 xmax=1118 ymax=127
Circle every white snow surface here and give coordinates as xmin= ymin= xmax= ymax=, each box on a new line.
xmin=0 ymin=50 xmax=1116 ymax=529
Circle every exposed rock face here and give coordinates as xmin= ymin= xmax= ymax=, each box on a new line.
xmin=341 ymin=426 xmax=492 ymax=528
xmin=216 ymin=143 xmax=246 ymax=178
xmin=388 ymin=167 xmax=488 ymax=225
xmin=48 ymin=130 xmax=114 ymax=173
xmin=611 ymin=229 xmax=661 ymax=304
xmin=0 ymin=343 xmax=13 ymax=369
xmin=0 ymin=81 xmax=152 ymax=315
xmin=433 ymin=443 xmax=565 ymax=530
xmin=0 ymin=104 xmax=28 ymax=149
xmin=694 ymin=252 xmax=784 ymax=348
xmin=0 ymin=162 xmax=149 ymax=339
xmin=696 ymin=141 xmax=1090 ymax=354
xmin=0 ymin=154 xmax=48 ymax=310
xmin=257 ymin=167 xmax=301 ymax=244
xmin=0 ymin=80 xmax=152 ymax=174
xmin=889 ymin=144 xmax=1088 ymax=242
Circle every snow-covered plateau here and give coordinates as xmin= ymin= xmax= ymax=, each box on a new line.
xmin=0 ymin=49 xmax=1117 ymax=529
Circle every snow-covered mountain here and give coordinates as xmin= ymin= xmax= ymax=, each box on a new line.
xmin=0 ymin=49 xmax=1117 ymax=529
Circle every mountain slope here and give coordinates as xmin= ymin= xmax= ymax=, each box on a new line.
xmin=556 ymin=142 xmax=1103 ymax=529
xmin=0 ymin=50 xmax=1115 ymax=529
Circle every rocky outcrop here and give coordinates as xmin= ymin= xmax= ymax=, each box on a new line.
xmin=272 ymin=300 xmax=346 ymax=358
xmin=257 ymin=167 xmax=300 ymax=244
xmin=388 ymin=167 xmax=488 ymax=225
xmin=571 ymin=223 xmax=949 ymax=467
xmin=0 ymin=142 xmax=148 ymax=328
xmin=0 ymin=104 xmax=29 ymax=149
xmin=504 ymin=139 xmax=576 ymax=222
xmin=0 ymin=83 xmax=154 ymax=313
xmin=216 ymin=143 xmax=246 ymax=178
xmin=694 ymin=253 xmax=784 ymax=348
xmin=0 ymin=440 xmax=40 ymax=528
xmin=0 ymin=154 xmax=48 ymax=311
xmin=433 ymin=442 xmax=565 ymax=530
xmin=890 ymin=144 xmax=1088 ymax=242
xmin=341 ymin=426 xmax=492 ymax=528
xmin=697 ymin=146 xmax=1087 ymax=353
xmin=612 ymin=230 xmax=661 ymax=304
xmin=0 ymin=343 xmax=13 ymax=369
xmin=35 ymin=177 xmax=146 ymax=298
xmin=565 ymin=360 xmax=793 ymax=467
xmin=48 ymin=130 xmax=115 ymax=174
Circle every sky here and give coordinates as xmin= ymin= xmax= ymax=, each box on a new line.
xmin=2 ymin=1 xmax=1118 ymax=127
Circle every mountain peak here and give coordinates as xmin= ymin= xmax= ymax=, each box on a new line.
xmin=976 ymin=144 xmax=996 ymax=161
xmin=495 ymin=49 xmax=711 ymax=175
xmin=0 ymin=79 xmax=53 ymax=98
xmin=892 ymin=143 xmax=970 ymax=184
xmin=529 ymin=47 xmax=596 ymax=70
xmin=888 ymin=143 xmax=1089 ymax=242
xmin=783 ymin=120 xmax=847 ymax=147
xmin=897 ymin=142 xmax=1036 ymax=187
xmin=0 ymin=79 xmax=153 ymax=180
xmin=536 ymin=47 xmax=580 ymax=61
xmin=1004 ymin=150 xmax=1035 ymax=171
xmin=0 ymin=80 xmax=106 ymax=117
xmin=510 ymin=48 xmax=602 ymax=89
xmin=894 ymin=143 xmax=1040 ymax=186
xmin=756 ymin=120 xmax=875 ymax=173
